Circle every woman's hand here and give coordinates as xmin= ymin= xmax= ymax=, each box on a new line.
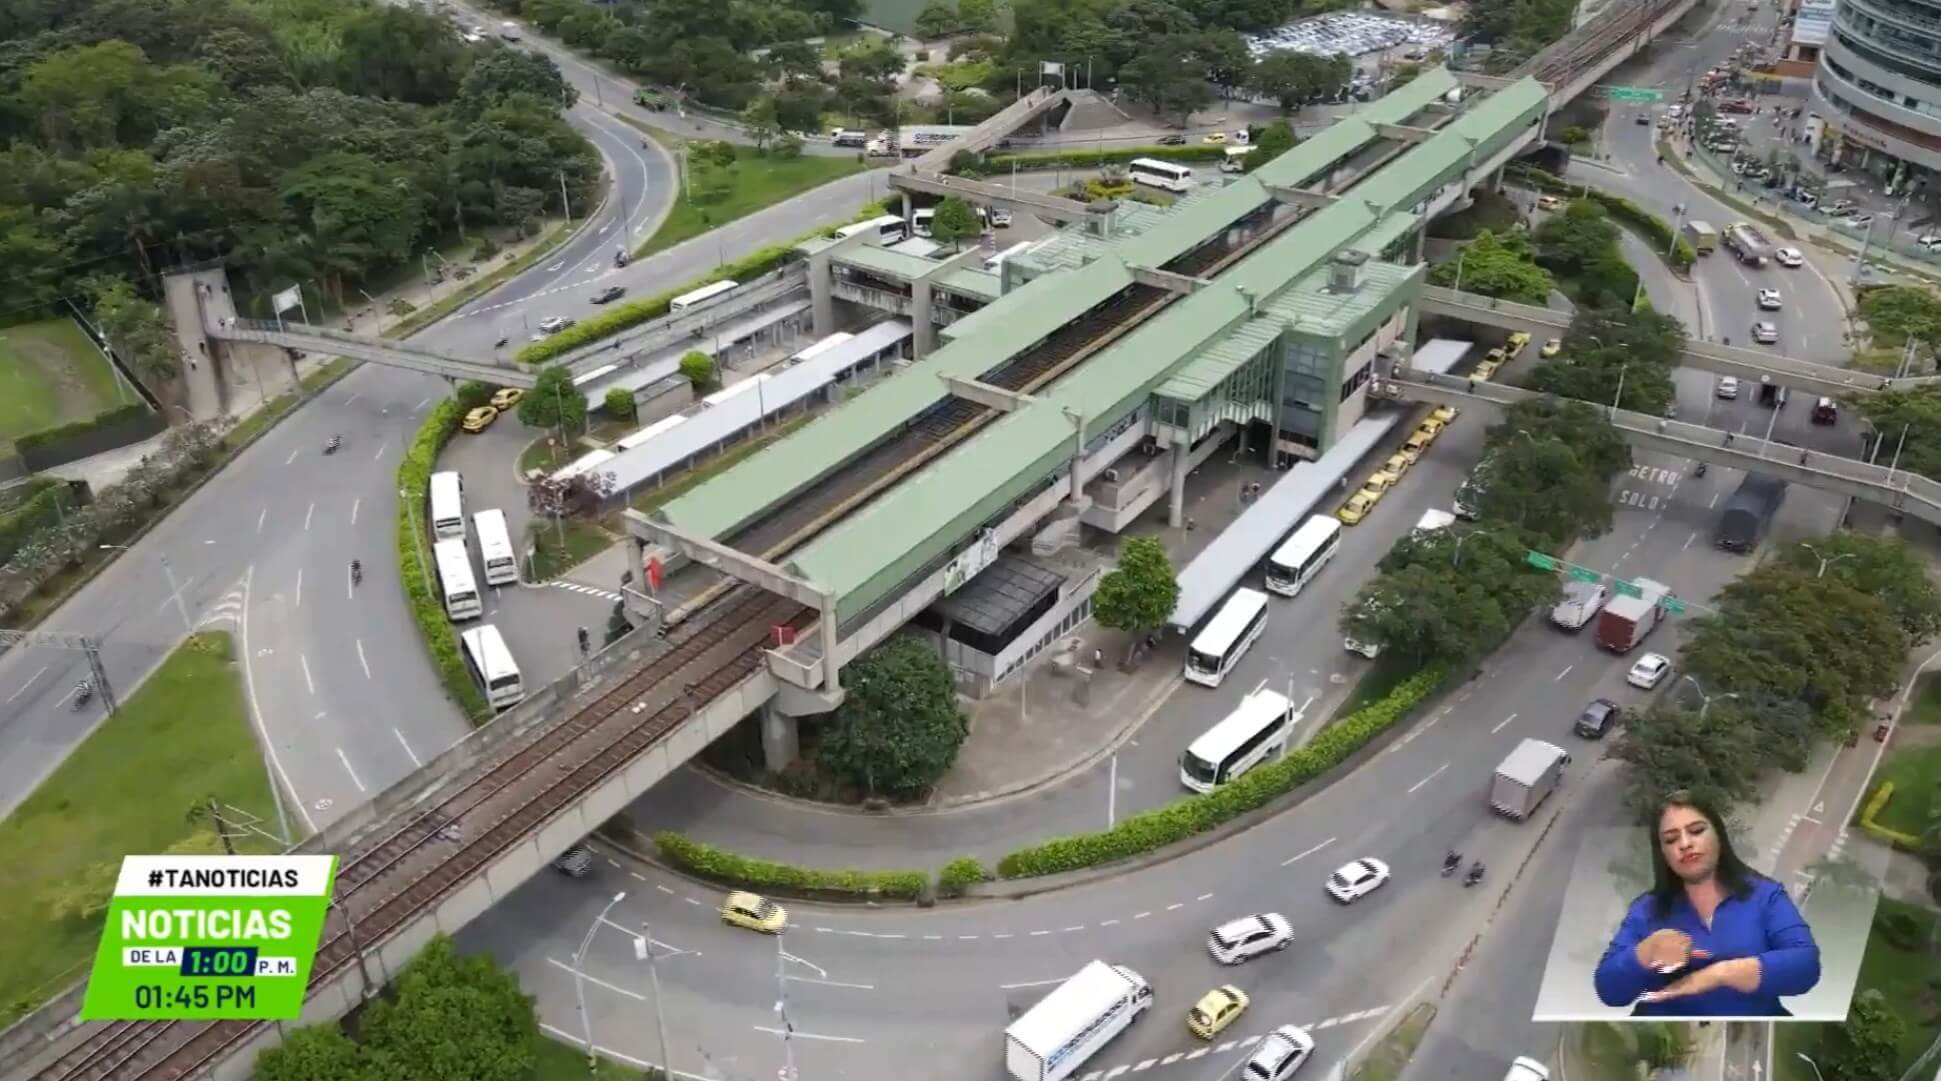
xmin=1634 ymin=930 xmax=1710 ymax=974
xmin=1639 ymin=957 xmax=1762 ymax=1004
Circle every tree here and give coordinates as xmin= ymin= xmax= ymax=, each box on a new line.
xmin=1534 ymin=199 xmax=1620 ymax=270
xmin=957 ymin=0 xmax=998 ymax=33
xmin=1248 ymin=52 xmax=1346 ymax=113
xmin=1855 ymin=383 xmax=1941 ymax=481
xmin=739 ymin=97 xmax=780 ymax=151
xmin=679 ymin=350 xmax=717 ymax=390
xmin=255 ymin=1024 xmax=366 ymax=1081
xmin=515 ymin=365 xmax=587 ymax=432
xmin=928 ymin=197 xmax=981 ymax=246
xmin=603 ymin=387 xmax=636 ymax=420
xmin=1769 ymin=530 xmax=1941 ymax=641
xmin=1428 ymin=229 xmax=1553 ymax=305
xmin=1093 ymin=536 xmax=1180 ymax=660
xmin=1614 ymin=703 xmax=1767 ymax=822
xmin=456 ymin=49 xmax=575 ymax=119
xmin=1118 ymin=36 xmax=1215 ymax=125
xmin=914 ymin=0 xmax=961 ymax=37
xmin=1241 ymin=119 xmax=1295 ymax=174
xmin=1474 ymin=429 xmax=1618 ymax=545
xmin=85 ymin=274 xmax=182 ymax=387
xmin=1526 ymin=303 xmax=1683 ymax=416
xmin=1345 ymin=526 xmax=1558 ymax=663
xmin=818 ymin=636 xmax=968 ymax=797
xmin=1820 ymin=990 xmax=1905 ymax=1081
xmin=1858 ymin=284 xmax=1941 ymax=370
xmin=773 ymin=87 xmax=827 ymax=134
xmin=351 ymin=935 xmax=538 ymax=1081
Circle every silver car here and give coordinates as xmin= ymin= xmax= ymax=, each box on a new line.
xmin=1751 ymin=321 xmax=1779 ymax=344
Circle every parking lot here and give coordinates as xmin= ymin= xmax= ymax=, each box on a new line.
xmin=1243 ymin=11 xmax=1455 ymax=62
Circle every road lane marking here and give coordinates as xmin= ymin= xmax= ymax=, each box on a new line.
xmin=1166 ymin=903 xmax=1183 ymax=911
xmin=304 ymin=502 xmax=314 ymax=532
xmin=344 ymin=393 xmax=360 ymax=408
xmin=1133 ymin=912 xmax=1151 ymax=919
xmin=787 ymin=976 xmax=874 ymax=989
xmin=285 ymin=448 xmax=300 ymax=465
xmin=959 ymin=934 xmax=980 ymax=940
xmin=1555 ymin=664 xmax=1574 ymax=680
xmin=1099 ymin=919 xmax=1120 ymax=926
xmin=1029 ymin=930 xmax=1051 ymax=936
xmin=394 ymin=727 xmax=420 ymax=767
xmin=351 ymin=497 xmax=360 ymax=525
xmin=294 ymin=568 xmax=302 ymax=610
xmin=1136 ymin=1059 xmax=1157 ymax=1071
xmin=300 ymin=653 xmax=314 ymax=694
xmin=1492 ymin=713 xmax=1518 ymax=733
xmin=237 ymin=568 xmax=315 ymax=833
xmin=1063 ymin=926 xmax=1085 ymax=932
xmin=7 ymin=665 xmax=49 ymax=702
xmin=1684 ymin=531 xmax=1697 ymax=550
xmin=544 ymin=958 xmax=642 ymax=1000
xmin=373 ymin=442 xmax=387 ymax=462
xmin=1408 ymin=763 xmax=1449 ymax=794
xmin=992 ymin=933 xmax=1014 ymax=939
xmin=1000 ymin=977 xmax=1068 ymax=989
xmin=335 ymin=747 xmax=366 ymax=792
xmin=1104 ymin=1068 xmax=1129 ymax=1079
xmin=1195 ymin=893 xmax=1213 ymax=901
xmin=1283 ymin=837 xmax=1336 ymax=866
xmin=414 ymin=396 xmax=431 ymax=411
xmin=1185 ymin=1049 xmax=1207 ymax=1059
xmin=256 ymin=507 xmax=267 ymax=534
xmin=752 ymin=1026 xmax=863 ymax=1044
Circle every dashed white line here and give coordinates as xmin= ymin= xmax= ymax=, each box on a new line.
xmin=683 ymin=897 xmax=702 ymax=906
xmin=299 ymin=653 xmax=314 ymax=694
xmin=1135 ymin=1059 xmax=1157 ymax=1071
xmin=1099 ymin=919 xmax=1120 ymax=927
xmin=335 ymin=747 xmax=366 ymax=792
xmin=1492 ymin=713 xmax=1518 ymax=733
xmin=1408 ymin=763 xmax=1449 ymax=795
xmin=655 ymin=885 xmax=674 ymax=895
xmin=414 ymin=396 xmax=432 ymax=411
xmin=1166 ymin=903 xmax=1184 ymax=911
xmin=1554 ymin=664 xmax=1574 ymax=681
xmin=256 ymin=507 xmax=267 ymax=534
xmin=284 ymin=448 xmax=300 ymax=465
xmin=1133 ymin=912 xmax=1151 ymax=920
xmin=1161 ymin=1053 xmax=1183 ymax=1065
xmin=1684 ymin=531 xmax=1697 ymax=550
xmin=1029 ymin=930 xmax=1052 ymax=936
xmin=373 ymin=442 xmax=387 ymax=462
xmin=1185 ymin=1049 xmax=1208 ymax=1060
xmin=1104 ymin=1067 xmax=1129 ymax=1080
xmin=959 ymin=934 xmax=980 ymax=940
xmin=1195 ymin=892 xmax=1213 ymax=901
xmin=350 ymin=497 xmax=360 ymax=525
xmin=294 ymin=568 xmax=302 ymax=609
xmin=992 ymin=933 xmax=1014 ymax=939
xmin=303 ymin=502 xmax=314 ymax=532
xmin=1063 ymin=926 xmax=1085 ymax=932
xmin=356 ymin=639 xmax=372 ymax=680
xmin=787 ymin=976 xmax=875 ymax=990
xmin=875 ymin=933 xmax=906 ymax=940
xmin=6 ymin=665 xmax=49 ymax=703
xmin=924 ymin=934 xmax=942 ymax=941
xmin=1283 ymin=837 xmax=1336 ymax=866
xmin=752 ymin=1026 xmax=864 ymax=1044
xmin=394 ymin=727 xmax=421 ymax=767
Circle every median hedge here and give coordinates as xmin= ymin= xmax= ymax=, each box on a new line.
xmin=515 ymin=200 xmax=896 ymax=366
xmin=979 ymin=144 xmax=1228 ymax=173
xmin=995 ymin=664 xmax=1449 ymax=878
xmin=653 ymin=831 xmax=928 ymax=900
xmin=396 ymin=399 xmax=491 ymax=722
xmin=1509 ymin=164 xmax=1697 ymax=271
xmin=937 ymin=856 xmax=989 ymax=898
xmin=15 ymin=403 xmax=151 ymax=455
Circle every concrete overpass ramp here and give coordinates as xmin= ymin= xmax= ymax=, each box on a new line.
xmin=215 ymin=318 xmax=536 ymax=387
xmin=890 ymin=170 xmax=1106 ymax=226
xmin=1377 ymin=371 xmax=1941 ymax=524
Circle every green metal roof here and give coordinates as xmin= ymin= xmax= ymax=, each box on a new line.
xmin=938 ymin=267 xmax=1000 ymax=301
xmin=1153 ymin=318 xmax=1284 ymax=404
xmin=1338 ymin=77 xmax=1549 ymax=216
xmin=1348 ymin=211 xmax=1423 ymax=258
xmin=831 ymin=245 xmax=939 ymax=281
xmin=1262 ymin=258 xmax=1420 ymax=337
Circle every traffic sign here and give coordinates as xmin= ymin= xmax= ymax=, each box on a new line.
xmin=1606 ymin=86 xmax=1663 ymax=103
xmin=1612 ymin=580 xmax=1643 ymax=598
xmin=1660 ymin=596 xmax=1688 ymax=614
xmin=1525 ymin=551 xmax=1560 ymax=571
xmin=1567 ymin=566 xmax=1603 ymax=583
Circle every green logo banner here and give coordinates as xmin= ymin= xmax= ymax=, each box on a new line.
xmin=80 ymin=855 xmax=337 ymax=1021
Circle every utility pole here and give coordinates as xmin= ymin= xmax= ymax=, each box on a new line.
xmin=774 ymin=934 xmax=798 ymax=1081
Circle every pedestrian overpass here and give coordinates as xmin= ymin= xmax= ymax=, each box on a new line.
xmin=1376 ymin=369 xmax=1941 ymax=524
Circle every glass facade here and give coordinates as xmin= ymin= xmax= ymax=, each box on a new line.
xmin=1279 ymin=338 xmax=1332 ymax=448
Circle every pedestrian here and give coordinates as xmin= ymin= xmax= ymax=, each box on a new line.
xmin=1093 ymin=648 xmax=1103 ymax=668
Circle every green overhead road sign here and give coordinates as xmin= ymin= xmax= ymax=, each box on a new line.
xmin=1567 ymin=566 xmax=1603 ymax=583
xmin=1612 ymin=580 xmax=1644 ymax=599
xmin=1526 ymin=552 xmax=1560 ymax=571
xmin=1606 ymin=87 xmax=1663 ymax=103
xmin=1660 ymin=596 xmax=1688 ymax=615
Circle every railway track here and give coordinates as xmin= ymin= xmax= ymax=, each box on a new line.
xmin=24 ymin=36 xmax=1659 ymax=1079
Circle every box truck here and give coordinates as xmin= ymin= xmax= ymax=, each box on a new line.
xmin=1550 ymin=580 xmax=1609 ymax=631
xmin=1594 ymin=578 xmax=1670 ymax=653
xmin=1684 ymin=220 xmax=1718 ymax=255
xmin=1005 ymin=961 xmax=1153 ymax=1081
xmin=1715 ymin=475 xmax=1786 ymax=553
xmin=1490 ymin=738 xmax=1571 ymax=819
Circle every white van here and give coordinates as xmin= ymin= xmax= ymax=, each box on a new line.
xmin=1221 ymin=146 xmax=1258 ymax=173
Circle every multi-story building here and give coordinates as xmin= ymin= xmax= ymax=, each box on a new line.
xmin=1808 ymin=0 xmax=1941 ymax=192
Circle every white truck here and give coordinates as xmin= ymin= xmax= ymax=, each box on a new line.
xmin=1005 ymin=961 xmax=1153 ymax=1081
xmin=1549 ymin=580 xmax=1608 ymax=631
xmin=1414 ymin=509 xmax=1456 ymax=534
xmin=1490 ymin=739 xmax=1571 ymax=820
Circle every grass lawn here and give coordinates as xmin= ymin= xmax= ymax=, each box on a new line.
xmin=0 ymin=318 xmax=135 ymax=444
xmin=533 ymin=1034 xmax=659 ymax=1080
xmin=1773 ymin=899 xmax=1941 ymax=1081
xmin=1347 ymin=1003 xmax=1435 ymax=1081
xmin=635 ymin=142 xmax=867 ymax=259
xmin=1905 ymin=671 xmax=1941 ymax=725
xmin=527 ymin=517 xmax=618 ymax=581
xmin=0 ymin=632 xmax=277 ymax=1023
xmin=1869 ymin=743 xmax=1941 ymax=836
xmin=519 ymin=433 xmax=582 ymax=476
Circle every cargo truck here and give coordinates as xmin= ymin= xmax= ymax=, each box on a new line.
xmin=1549 ymin=580 xmax=1609 ymax=631
xmin=1490 ymin=738 xmax=1571 ymax=819
xmin=1594 ymin=578 xmax=1670 ymax=653
xmin=1005 ymin=961 xmax=1152 ymax=1081
xmin=1684 ymin=220 xmax=1718 ymax=255
xmin=1715 ymin=474 xmax=1786 ymax=553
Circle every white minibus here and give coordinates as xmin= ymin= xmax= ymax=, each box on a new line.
xmin=1129 ymin=158 xmax=1196 ymax=192
xmin=432 ymin=538 xmax=482 ymax=621
xmin=1180 ymin=686 xmax=1299 ymax=792
xmin=460 ymin=624 xmax=525 ymax=711
xmin=1184 ymin=587 xmax=1269 ymax=688
xmin=1264 ymin=515 xmax=1342 ymax=597
xmin=473 ymin=508 xmax=519 ymax=586
xmin=428 ymin=471 xmax=465 ymax=540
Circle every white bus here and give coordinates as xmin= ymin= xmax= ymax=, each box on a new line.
xmin=460 ymin=625 xmax=525 ymax=711
xmin=1185 ymin=587 xmax=1269 ymax=688
xmin=1264 ymin=515 xmax=1342 ymax=597
xmin=432 ymin=538 xmax=482 ymax=621
xmin=1180 ymin=686 xmax=1299 ymax=792
xmin=1128 ymin=158 xmax=1197 ymax=192
xmin=428 ymin=471 xmax=466 ymax=541
xmin=835 ymin=214 xmax=907 ymax=244
xmin=1004 ymin=961 xmax=1152 ymax=1081
xmin=473 ymin=508 xmax=519 ymax=586
xmin=669 ymin=279 xmax=739 ymax=313
xmin=912 ymin=207 xmax=936 ymax=237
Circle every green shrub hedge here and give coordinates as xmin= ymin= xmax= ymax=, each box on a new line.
xmin=996 ymin=665 xmax=1449 ymax=878
xmin=1508 ymin=164 xmax=1696 ymax=271
xmin=982 ymin=144 xmax=1228 ymax=173
xmin=15 ymin=403 xmax=151 ymax=455
xmin=653 ymin=832 xmax=928 ymax=900
xmin=937 ymin=856 xmax=988 ymax=897
xmin=396 ymin=399 xmax=490 ymax=722
xmin=0 ymin=479 xmax=82 ymax=564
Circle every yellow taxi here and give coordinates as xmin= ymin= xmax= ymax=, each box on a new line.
xmin=1336 ymin=488 xmax=1381 ymax=525
xmin=1430 ymin=404 xmax=1459 ymax=426
xmin=1399 ymin=429 xmax=1434 ymax=464
xmin=720 ymin=891 xmax=789 ymax=934
xmin=1472 ymin=358 xmax=1502 ymax=382
xmin=491 ymin=387 xmax=525 ymax=410
xmin=1362 ymin=468 xmax=1401 ymax=495
xmin=1540 ymin=338 xmax=1563 ymax=358
xmin=1382 ymin=451 xmax=1412 ymax=477
xmin=1484 ymin=347 xmax=1508 ymax=363
xmin=1506 ymin=331 xmax=1532 ymax=353
xmin=1414 ymin=417 xmax=1447 ymax=442
xmin=1188 ymin=985 xmax=1250 ymax=1040
xmin=461 ymin=405 xmax=499 ymax=433
xmin=1203 ymin=131 xmax=1228 ymax=144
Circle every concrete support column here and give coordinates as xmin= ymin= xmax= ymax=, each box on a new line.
xmin=912 ymin=278 xmax=936 ymax=358
xmin=807 ymin=251 xmax=835 ymax=339
xmin=900 ymin=191 xmax=913 ymax=224
xmin=819 ymin=590 xmax=842 ymax=695
xmin=1168 ymin=441 xmax=1190 ymax=528
xmin=760 ymin=702 xmax=800 ymax=773
xmin=1490 ymin=163 xmax=1506 ymax=191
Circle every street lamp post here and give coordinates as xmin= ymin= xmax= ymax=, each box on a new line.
xmin=631 ymin=925 xmax=673 ymax=1080
xmin=774 ymin=932 xmax=799 ymax=1081
xmin=100 ymin=545 xmax=193 ymax=636
xmin=1795 ymin=1053 xmax=1827 ymax=1081
xmin=573 ymin=892 xmax=627 ymax=1073
xmin=1799 ymin=542 xmax=1856 ymax=579
xmin=1681 ymin=674 xmax=1740 ymax=719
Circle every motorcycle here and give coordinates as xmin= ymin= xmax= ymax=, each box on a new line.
xmin=351 ymin=560 xmax=362 ymax=586
xmin=72 ymin=681 xmax=93 ymax=711
xmin=324 ymin=435 xmax=341 ymax=455
xmin=495 ymin=336 xmax=510 ymax=348
xmin=1463 ymin=861 xmax=1486 ymax=887
xmin=1441 ymin=851 xmax=1462 ymax=878
xmin=1695 ymin=462 xmax=1708 ymax=477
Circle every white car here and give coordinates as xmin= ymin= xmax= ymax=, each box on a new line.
xmin=1716 ymin=375 xmax=1740 ymax=399
xmin=1752 ymin=321 xmax=1779 ymax=344
xmin=1627 ymin=652 xmax=1672 ymax=690
xmin=1244 ymin=1025 xmax=1317 ymax=1081
xmin=538 ymin=316 xmax=575 ymax=334
xmin=1207 ymin=913 xmax=1295 ymax=964
xmin=1775 ymin=247 xmax=1804 ymax=267
xmin=1757 ymin=288 xmax=1782 ymax=310
xmin=1505 ymin=1058 xmax=1551 ymax=1081
xmin=1343 ymin=636 xmax=1382 ymax=660
xmin=1325 ymin=857 xmax=1391 ymax=903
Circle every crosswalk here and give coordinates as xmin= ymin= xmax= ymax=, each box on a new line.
xmin=549 ymin=580 xmax=623 ymax=603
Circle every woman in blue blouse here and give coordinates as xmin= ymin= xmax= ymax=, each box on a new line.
xmin=1594 ymin=791 xmax=1821 ymax=1016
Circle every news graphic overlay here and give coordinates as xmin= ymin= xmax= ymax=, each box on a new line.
xmin=1531 ymin=826 xmax=1876 ymax=1022
xmin=81 ymin=855 xmax=338 ymax=1021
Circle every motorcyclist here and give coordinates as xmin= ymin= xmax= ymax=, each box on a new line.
xmin=351 ymin=559 xmax=362 ymax=583
xmin=1695 ymin=462 xmax=1708 ymax=477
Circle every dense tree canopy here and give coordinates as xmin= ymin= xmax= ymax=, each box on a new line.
xmin=1427 ymin=229 xmax=1553 ymax=305
xmin=819 ymin=635 xmax=969 ymax=797
xmin=1527 ymin=302 xmax=1686 ymax=417
xmin=1341 ymin=526 xmax=1557 ymax=664
xmin=1854 ymin=383 xmax=1941 ymax=480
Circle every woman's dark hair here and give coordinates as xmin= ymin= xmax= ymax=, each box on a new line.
xmin=1646 ymin=789 xmax=1761 ymax=918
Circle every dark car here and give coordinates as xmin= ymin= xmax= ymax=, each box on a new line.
xmin=1157 ymin=134 xmax=1188 ymax=146
xmin=591 ymin=286 xmax=625 ymax=304
xmin=1574 ymin=698 xmax=1622 ymax=740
